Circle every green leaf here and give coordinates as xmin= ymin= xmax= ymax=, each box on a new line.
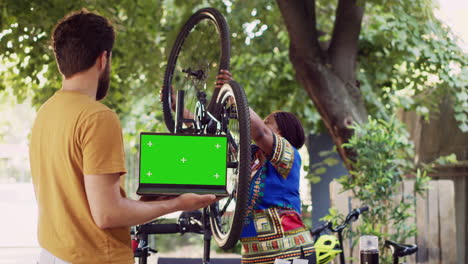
xmin=455 ymin=113 xmax=467 ymax=122
xmin=323 ymin=157 xmax=339 ymax=167
xmin=314 ymin=167 xmax=327 ymax=175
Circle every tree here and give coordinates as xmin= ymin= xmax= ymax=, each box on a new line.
xmin=276 ymin=0 xmax=467 ymax=168
xmin=0 ymin=1 xmax=204 ymax=146
xmin=1 ymin=0 xmax=466 ymax=165
xmin=278 ymin=0 xmax=367 ymax=168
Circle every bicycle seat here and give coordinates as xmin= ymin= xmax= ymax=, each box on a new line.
xmin=384 ymin=240 xmax=418 ymax=257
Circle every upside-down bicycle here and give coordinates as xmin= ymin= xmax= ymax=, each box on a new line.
xmin=133 ymin=7 xmax=251 ymax=264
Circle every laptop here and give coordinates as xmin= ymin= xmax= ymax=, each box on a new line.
xmin=136 ymin=132 xmax=229 ymax=197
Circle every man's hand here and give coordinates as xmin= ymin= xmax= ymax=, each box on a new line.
xmin=85 ymin=173 xmax=218 ymax=228
xmin=172 ymin=193 xmax=218 ymax=211
xmin=216 ymin=70 xmax=233 ymax=89
xmin=139 ymin=195 xmax=172 ymax=202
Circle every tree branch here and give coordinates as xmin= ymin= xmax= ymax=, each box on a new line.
xmin=277 ymin=0 xmax=323 ymax=61
xmin=328 ymin=0 xmax=364 ymax=82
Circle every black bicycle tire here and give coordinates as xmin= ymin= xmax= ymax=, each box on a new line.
xmin=209 ymin=80 xmax=251 ymax=249
xmin=162 ymin=8 xmax=230 ymax=132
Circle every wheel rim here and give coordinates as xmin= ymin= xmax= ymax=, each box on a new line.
xmin=210 ymin=83 xmax=250 ymax=249
xmin=211 ymin=89 xmax=240 ymax=243
xmin=164 ymin=14 xmax=225 ymax=132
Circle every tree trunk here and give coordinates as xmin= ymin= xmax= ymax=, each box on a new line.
xmin=277 ymin=0 xmax=368 ymax=169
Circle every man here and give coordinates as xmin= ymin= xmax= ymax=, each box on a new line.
xmin=29 ymin=9 xmax=216 ymax=264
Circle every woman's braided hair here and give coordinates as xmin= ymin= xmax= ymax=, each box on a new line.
xmin=273 ymin=111 xmax=305 ymax=149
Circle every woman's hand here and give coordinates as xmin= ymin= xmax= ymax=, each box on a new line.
xmin=216 ymin=69 xmax=233 ymax=89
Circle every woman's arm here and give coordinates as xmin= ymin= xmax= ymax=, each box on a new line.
xmin=249 ymin=108 xmax=274 ymax=157
xmin=218 ymin=70 xmax=275 ymax=156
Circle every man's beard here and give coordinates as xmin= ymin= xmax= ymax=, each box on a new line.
xmin=96 ymin=63 xmax=110 ymax=101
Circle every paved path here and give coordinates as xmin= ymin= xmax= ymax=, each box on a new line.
xmin=0 ymin=183 xmax=39 ymax=263
xmin=0 ymin=248 xmax=40 ymax=264
xmin=0 ymin=183 xmax=240 ymax=263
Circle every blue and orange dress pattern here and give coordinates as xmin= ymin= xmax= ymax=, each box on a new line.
xmin=240 ymin=133 xmax=315 ymax=264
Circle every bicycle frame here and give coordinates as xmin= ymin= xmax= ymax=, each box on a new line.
xmin=174 ymin=89 xmax=221 ymax=135
xmin=175 ymin=90 xmax=196 ymax=133
xmin=138 ymin=86 xmax=220 ymax=263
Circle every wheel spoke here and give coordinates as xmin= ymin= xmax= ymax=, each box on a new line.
xmin=219 ymin=194 xmax=234 ymax=217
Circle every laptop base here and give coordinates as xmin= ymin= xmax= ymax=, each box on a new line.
xmin=137 ymin=187 xmax=229 ymax=197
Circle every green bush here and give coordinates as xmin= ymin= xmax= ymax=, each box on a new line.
xmin=323 ymin=116 xmax=430 ymax=263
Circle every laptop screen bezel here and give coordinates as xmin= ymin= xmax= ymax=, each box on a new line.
xmin=138 ymin=132 xmax=229 ymax=192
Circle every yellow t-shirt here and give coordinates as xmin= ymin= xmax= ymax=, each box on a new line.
xmin=29 ymin=90 xmax=133 ymax=264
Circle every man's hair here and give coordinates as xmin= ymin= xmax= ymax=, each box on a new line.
xmin=273 ymin=111 xmax=305 ymax=149
xmin=52 ymin=9 xmax=115 ymax=78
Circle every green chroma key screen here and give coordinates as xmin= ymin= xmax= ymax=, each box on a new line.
xmin=139 ymin=133 xmax=228 ymax=186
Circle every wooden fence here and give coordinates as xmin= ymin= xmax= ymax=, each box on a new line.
xmin=329 ymin=179 xmax=457 ymax=264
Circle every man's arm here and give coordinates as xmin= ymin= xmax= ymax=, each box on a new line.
xmin=84 ymin=173 xmax=216 ymax=229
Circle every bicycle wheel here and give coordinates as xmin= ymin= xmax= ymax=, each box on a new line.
xmin=209 ymin=80 xmax=251 ymax=249
xmin=162 ymin=8 xmax=230 ymax=132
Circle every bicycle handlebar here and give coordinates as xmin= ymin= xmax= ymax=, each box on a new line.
xmin=311 ymin=222 xmax=330 ymax=236
xmin=345 ymin=206 xmax=369 ymax=222
xmin=330 ymin=205 xmax=369 ymax=233
xmin=311 ymin=206 xmax=369 ymax=237
xmin=357 ymin=206 xmax=369 ymax=214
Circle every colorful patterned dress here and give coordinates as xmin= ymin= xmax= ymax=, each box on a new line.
xmin=240 ymin=134 xmax=315 ymax=264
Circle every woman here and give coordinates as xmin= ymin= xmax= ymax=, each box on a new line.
xmin=217 ymin=70 xmax=315 ymax=264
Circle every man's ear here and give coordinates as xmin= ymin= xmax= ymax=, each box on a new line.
xmin=97 ymin=51 xmax=108 ymax=72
